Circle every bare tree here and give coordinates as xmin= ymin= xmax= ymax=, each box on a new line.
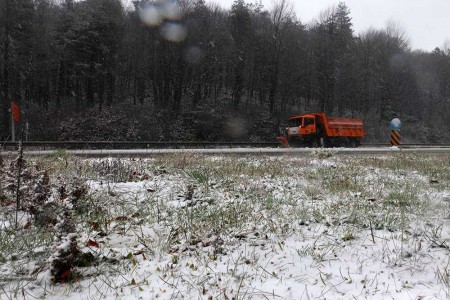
xmin=268 ymin=0 xmax=294 ymax=113
xmin=385 ymin=20 xmax=411 ymax=52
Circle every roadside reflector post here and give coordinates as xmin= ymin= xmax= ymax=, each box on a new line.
xmin=390 ymin=118 xmax=401 ymax=146
xmin=390 ymin=130 xmax=401 ymax=146
xmin=10 ymin=108 xmax=15 ymax=142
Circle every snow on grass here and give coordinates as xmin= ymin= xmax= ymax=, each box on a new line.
xmin=0 ymin=153 xmax=449 ymax=299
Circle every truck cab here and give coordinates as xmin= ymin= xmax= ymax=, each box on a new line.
xmin=287 ymin=114 xmax=319 ymax=146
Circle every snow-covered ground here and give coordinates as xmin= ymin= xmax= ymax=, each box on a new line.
xmin=1 ymin=152 xmax=449 ymax=299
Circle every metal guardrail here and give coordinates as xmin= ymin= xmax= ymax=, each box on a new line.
xmin=1 ymin=141 xmax=450 ymax=150
xmin=0 ymin=141 xmax=281 ymax=150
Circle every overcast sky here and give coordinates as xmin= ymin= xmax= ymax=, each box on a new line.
xmin=205 ymin=0 xmax=450 ymax=52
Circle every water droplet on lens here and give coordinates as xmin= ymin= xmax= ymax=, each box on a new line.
xmin=139 ymin=5 xmax=162 ymax=27
xmin=162 ymin=1 xmax=182 ymax=21
xmin=186 ymin=46 xmax=204 ymax=64
xmin=160 ymin=22 xmax=187 ymax=42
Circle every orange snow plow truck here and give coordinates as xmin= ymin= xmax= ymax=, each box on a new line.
xmin=278 ymin=113 xmax=366 ymax=147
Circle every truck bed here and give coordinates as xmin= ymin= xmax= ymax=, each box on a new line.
xmin=325 ymin=117 xmax=365 ymax=137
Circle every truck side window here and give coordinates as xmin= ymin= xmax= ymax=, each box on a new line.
xmin=304 ymin=118 xmax=314 ymax=126
xmin=288 ymin=118 xmax=302 ymax=127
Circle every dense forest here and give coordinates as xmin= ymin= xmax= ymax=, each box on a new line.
xmin=1 ymin=0 xmax=449 ymax=143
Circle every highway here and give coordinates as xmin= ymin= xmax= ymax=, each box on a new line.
xmin=1 ymin=147 xmax=450 ymax=157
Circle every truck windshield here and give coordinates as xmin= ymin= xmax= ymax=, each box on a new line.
xmin=288 ymin=118 xmax=302 ymax=127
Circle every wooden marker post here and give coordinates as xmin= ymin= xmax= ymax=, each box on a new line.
xmin=11 ymin=102 xmax=20 ymax=142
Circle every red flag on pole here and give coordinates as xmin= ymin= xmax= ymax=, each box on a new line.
xmin=11 ymin=102 xmax=20 ymax=124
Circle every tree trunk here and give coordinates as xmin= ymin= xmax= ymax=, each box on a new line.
xmin=98 ymin=75 xmax=104 ymax=112
xmin=107 ymin=71 xmax=114 ymax=107
xmin=86 ymin=77 xmax=94 ymax=105
xmin=1 ymin=0 xmax=11 ymax=139
xmin=137 ymin=77 xmax=145 ymax=105
xmin=55 ymin=57 xmax=64 ymax=109
xmin=269 ymin=63 xmax=279 ymax=114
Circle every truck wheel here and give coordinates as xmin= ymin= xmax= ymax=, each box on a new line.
xmin=311 ymin=139 xmax=319 ymax=148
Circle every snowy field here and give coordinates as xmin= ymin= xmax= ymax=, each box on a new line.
xmin=0 ymin=151 xmax=449 ymax=299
